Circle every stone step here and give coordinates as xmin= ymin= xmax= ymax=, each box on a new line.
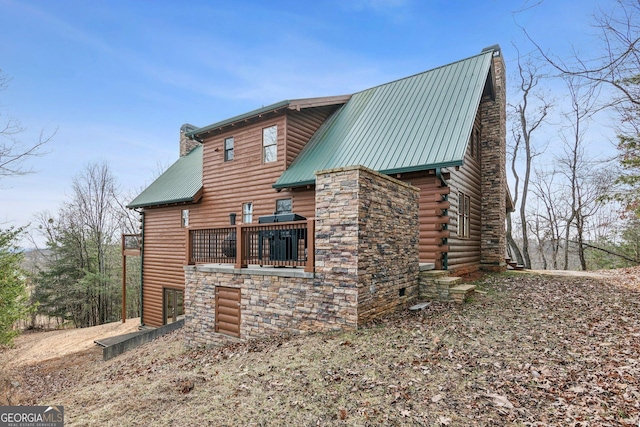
xmin=449 ymin=284 xmax=476 ymax=303
xmin=435 ymin=276 xmax=461 ymax=287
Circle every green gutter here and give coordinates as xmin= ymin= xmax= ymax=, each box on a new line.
xmin=273 ymin=160 xmax=464 ymax=189
xmin=127 ymin=195 xmax=199 ymax=210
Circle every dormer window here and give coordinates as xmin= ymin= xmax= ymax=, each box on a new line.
xmin=224 ymin=137 xmax=234 ymax=162
xmin=263 ymin=125 xmax=277 ymax=163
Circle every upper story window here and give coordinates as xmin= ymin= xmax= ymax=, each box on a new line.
xmin=262 ymin=125 xmax=277 ymax=163
xmin=224 ymin=137 xmax=234 ymax=162
xmin=276 ymin=198 xmax=292 ymax=214
xmin=243 ymin=202 xmax=253 ymax=224
xmin=181 ymin=209 xmax=189 ymax=228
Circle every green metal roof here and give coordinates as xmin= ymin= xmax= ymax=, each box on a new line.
xmin=274 ymin=50 xmax=495 ymax=188
xmin=127 ymin=145 xmax=203 ymax=209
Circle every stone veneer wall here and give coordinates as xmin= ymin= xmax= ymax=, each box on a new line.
xmin=314 ymin=165 xmax=420 ymax=326
xmin=479 ymin=47 xmax=508 ymax=271
xmin=183 ymin=165 xmax=420 ymax=347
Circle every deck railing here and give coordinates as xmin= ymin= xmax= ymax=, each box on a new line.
xmin=187 ymin=219 xmax=315 ymax=272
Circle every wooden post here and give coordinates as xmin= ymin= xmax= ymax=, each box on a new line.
xmin=185 ymin=229 xmax=194 ymax=265
xmin=235 ymin=224 xmax=247 ymax=268
xmin=305 ymin=219 xmax=315 ymax=273
xmin=121 ymin=235 xmax=126 ymax=323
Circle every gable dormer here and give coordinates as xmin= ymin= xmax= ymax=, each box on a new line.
xmin=185 ymin=96 xmax=350 ymax=173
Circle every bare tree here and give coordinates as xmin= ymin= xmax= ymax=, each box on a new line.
xmin=530 ymin=167 xmax=566 ymax=269
xmin=527 ymin=1 xmax=640 ymax=209
xmin=0 ymin=70 xmax=54 ymax=180
xmin=529 ymin=0 xmax=640 ymax=106
xmin=31 ymin=162 xmax=137 ymax=327
xmin=509 ymin=53 xmax=552 ymax=269
xmin=506 ymin=120 xmax=525 ymax=266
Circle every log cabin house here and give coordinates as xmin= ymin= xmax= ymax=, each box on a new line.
xmin=128 ymin=46 xmax=512 ymax=343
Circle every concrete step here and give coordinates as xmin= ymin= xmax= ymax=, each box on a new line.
xmin=419 ymin=262 xmax=436 ymax=271
xmin=449 ymin=284 xmax=476 ymax=303
xmin=409 ymin=302 xmax=432 ymax=311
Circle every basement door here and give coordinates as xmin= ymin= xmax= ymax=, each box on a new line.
xmin=163 ymin=288 xmax=184 ymax=325
xmin=215 ymin=287 xmax=241 ymax=337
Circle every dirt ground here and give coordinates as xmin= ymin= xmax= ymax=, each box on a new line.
xmin=1 ymin=270 xmax=639 ymax=426
xmin=0 ymin=318 xmax=140 ymax=369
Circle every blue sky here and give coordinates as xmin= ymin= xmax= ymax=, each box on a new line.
xmin=0 ymin=0 xmax=615 ymax=246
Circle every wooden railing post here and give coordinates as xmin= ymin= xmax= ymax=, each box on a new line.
xmin=235 ymin=224 xmax=247 ymax=268
xmin=186 ymin=229 xmax=194 ymax=265
xmin=305 ymin=219 xmax=315 ymax=273
xmin=121 ymin=235 xmax=126 ymax=323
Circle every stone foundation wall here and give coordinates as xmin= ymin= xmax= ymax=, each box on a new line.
xmin=183 ymin=266 xmax=356 ymax=347
xmin=184 ymin=165 xmax=421 ymax=347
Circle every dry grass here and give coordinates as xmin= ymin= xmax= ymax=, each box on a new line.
xmin=2 ymin=272 xmax=639 ymax=426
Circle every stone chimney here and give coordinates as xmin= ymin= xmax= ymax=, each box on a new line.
xmin=479 ymin=45 xmax=507 ymax=271
xmin=180 ymin=123 xmax=200 ymax=157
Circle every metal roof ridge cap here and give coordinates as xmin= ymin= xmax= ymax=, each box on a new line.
xmin=287 ymin=94 xmax=352 ymax=109
xmin=350 ymin=50 xmax=494 ymax=97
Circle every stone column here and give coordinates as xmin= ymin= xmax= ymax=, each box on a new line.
xmin=479 ymin=46 xmax=507 ymax=271
xmin=180 ymin=123 xmax=200 ymax=157
xmin=315 ymin=165 xmax=420 ymax=326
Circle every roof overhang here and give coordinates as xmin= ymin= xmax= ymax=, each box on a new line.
xmin=187 ymin=95 xmax=351 ymax=141
xmin=273 ymin=161 xmax=464 ymax=190
xmin=126 ymin=187 xmax=203 ymax=209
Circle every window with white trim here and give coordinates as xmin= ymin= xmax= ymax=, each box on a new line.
xmin=181 ymin=209 xmax=189 ymax=228
xmin=224 ymin=136 xmax=234 ymax=162
xmin=242 ymin=202 xmax=253 ymax=224
xmin=262 ymin=125 xmax=277 ymax=163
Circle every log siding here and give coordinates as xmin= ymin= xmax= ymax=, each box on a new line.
xmin=447 ymin=113 xmax=483 ymax=274
xmin=141 ymin=206 xmax=187 ymax=326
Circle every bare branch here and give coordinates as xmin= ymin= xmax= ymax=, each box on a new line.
xmin=0 ymin=69 xmax=54 ymax=179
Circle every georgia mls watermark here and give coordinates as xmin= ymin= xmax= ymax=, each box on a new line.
xmin=0 ymin=406 xmax=63 ymax=427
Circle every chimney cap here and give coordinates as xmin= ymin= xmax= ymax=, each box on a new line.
xmin=180 ymin=123 xmax=198 ymax=134
xmin=481 ymin=44 xmax=501 ymax=56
